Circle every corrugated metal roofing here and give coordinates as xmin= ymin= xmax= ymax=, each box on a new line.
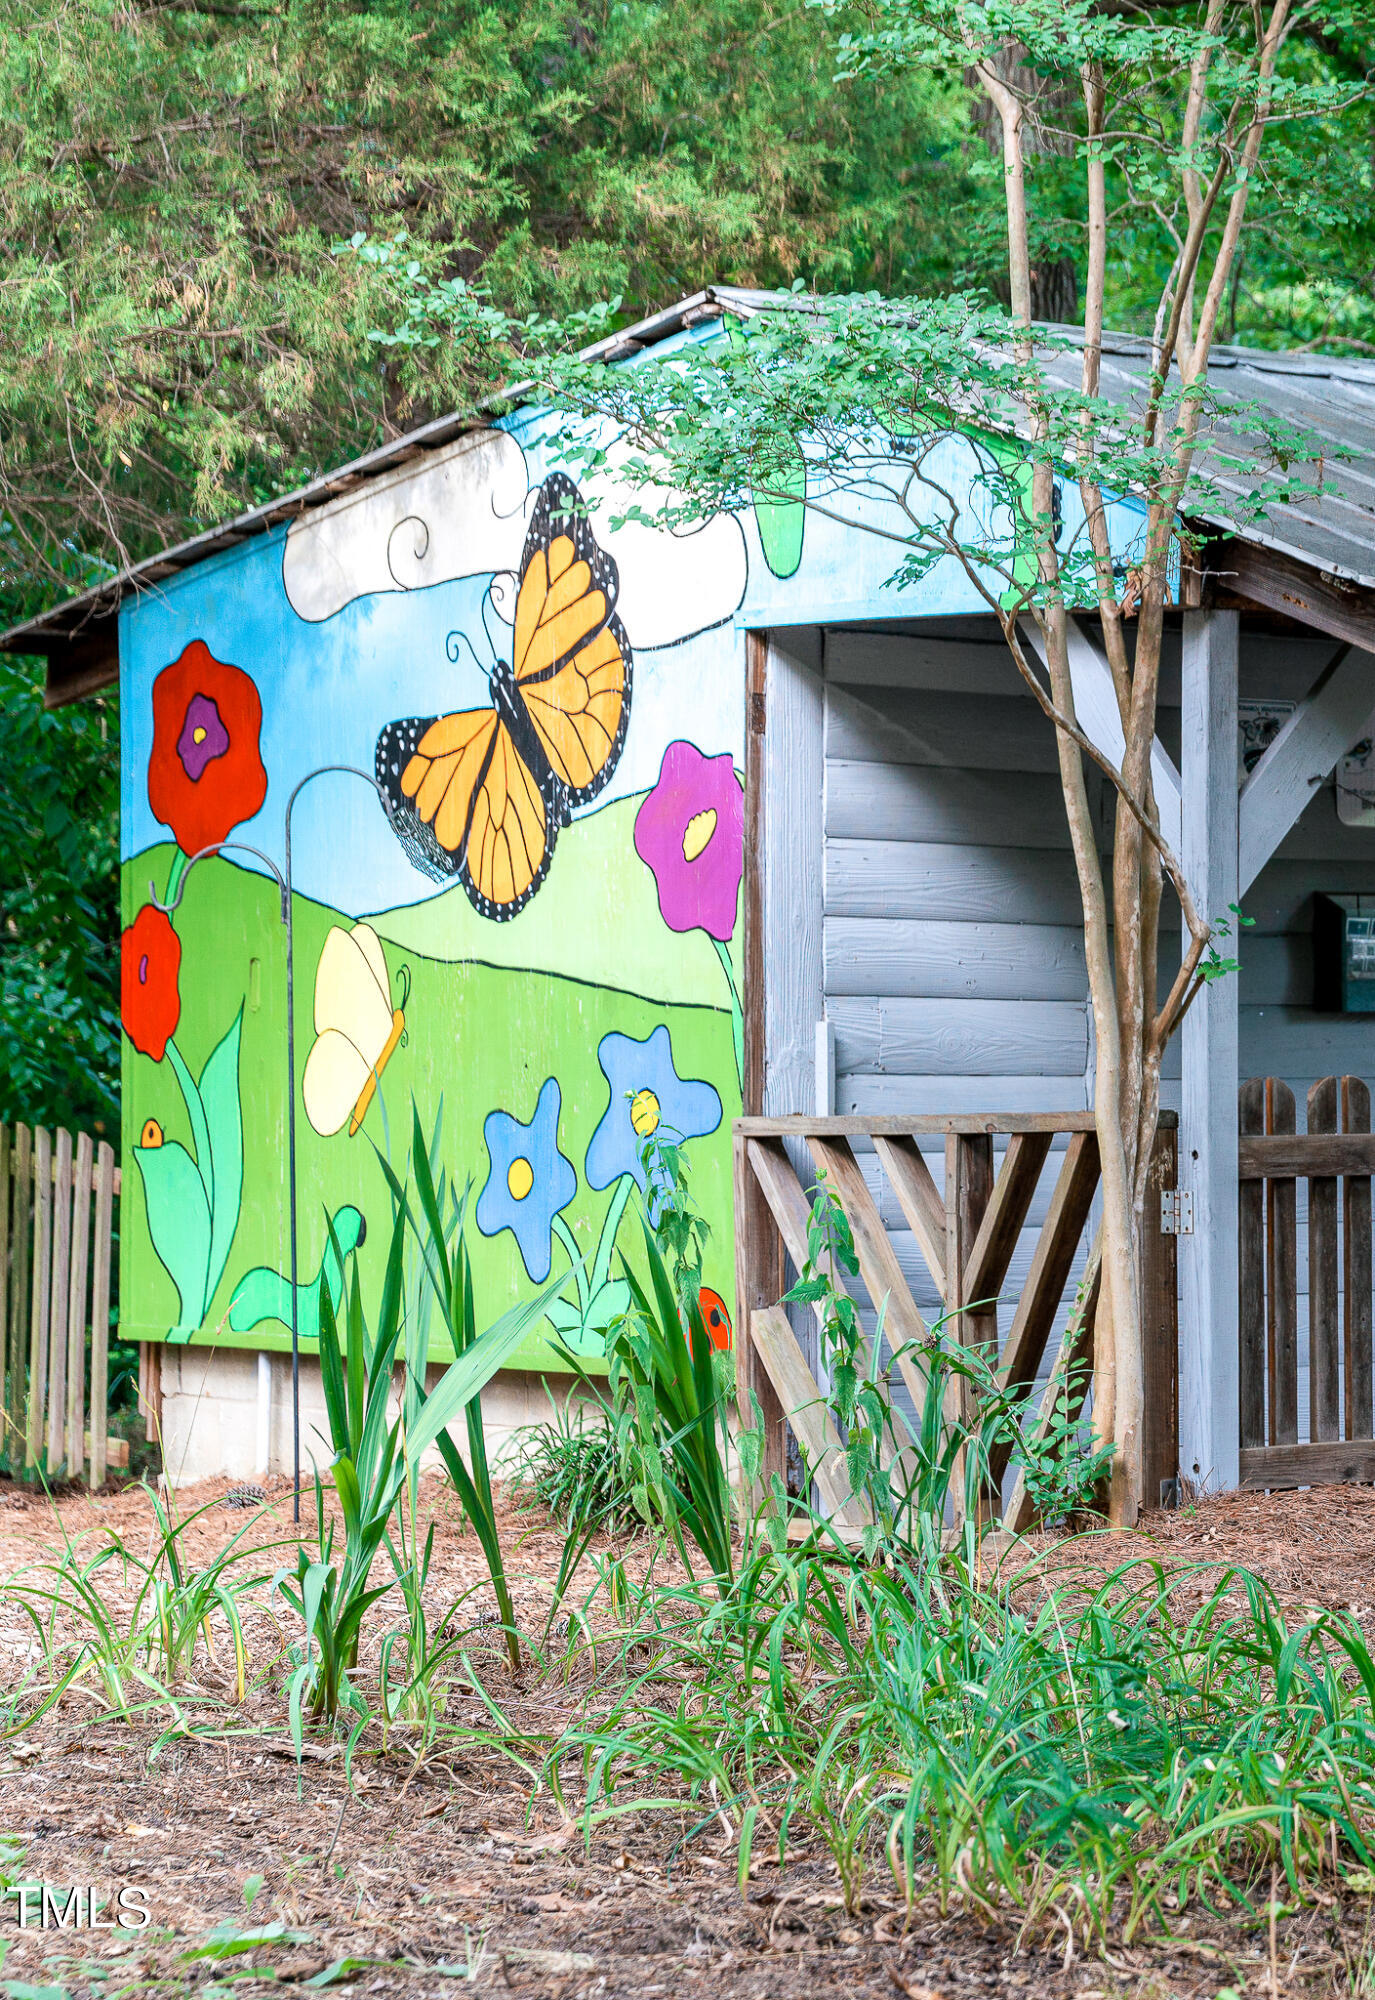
xmin=6 ymin=283 xmax=1375 ymax=661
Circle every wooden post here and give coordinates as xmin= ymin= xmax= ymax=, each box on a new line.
xmin=1179 ymin=607 xmax=1240 ymax=1494
xmin=944 ymin=1131 xmax=994 ymax=1515
xmin=1267 ymin=1079 xmax=1299 ymax=1445
xmin=66 ymin=1130 xmax=93 ymax=1480
xmin=1237 ymin=1079 xmax=1265 ymax=1451
xmin=1308 ymin=1078 xmax=1341 ymax=1443
xmin=1141 ymin=1120 xmax=1179 ymax=1504
xmin=46 ymin=1128 xmax=72 ymax=1475
xmin=732 ymin=1131 xmax=787 ymax=1495
xmin=10 ymin=1124 xmax=31 ymax=1459
xmin=1342 ymin=1078 xmax=1373 ymax=1441
xmin=27 ymin=1127 xmax=52 ymax=1469
xmin=89 ymin=1142 xmax=115 ymax=1489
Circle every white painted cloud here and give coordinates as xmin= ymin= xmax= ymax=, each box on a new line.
xmin=283 ymin=428 xmax=531 ymax=622
xmin=282 ymin=425 xmax=747 ymax=651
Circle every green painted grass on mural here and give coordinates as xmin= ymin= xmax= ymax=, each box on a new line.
xmin=121 ymin=821 xmax=741 ymax=1375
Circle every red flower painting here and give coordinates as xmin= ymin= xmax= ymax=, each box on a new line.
xmin=147 ymin=640 xmax=268 ymax=856
xmin=121 ymin=905 xmax=182 ymax=1062
xmin=633 ymin=741 xmax=744 ymax=943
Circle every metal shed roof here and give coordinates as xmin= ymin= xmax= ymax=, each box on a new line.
xmin=7 ymin=283 xmax=1375 ymax=701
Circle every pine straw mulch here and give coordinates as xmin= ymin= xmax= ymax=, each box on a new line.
xmin=1 ymin=1475 xmax=1374 ymax=2000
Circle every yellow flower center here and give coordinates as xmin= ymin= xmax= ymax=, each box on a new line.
xmin=682 ymin=807 xmax=717 ymax=863
xmin=140 ymin=1119 xmax=164 ymax=1150
xmin=192 ymin=725 xmax=208 ymax=746
xmin=630 ymin=1089 xmax=661 ymax=1138
xmin=507 ymin=1156 xmax=534 ymax=1201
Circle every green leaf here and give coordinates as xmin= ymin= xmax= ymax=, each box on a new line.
xmin=182 ymin=1919 xmax=313 ymax=1960
xmin=198 ymin=1003 xmax=244 ymax=1301
xmin=307 ymin=1960 xmax=390 ymax=1988
xmin=134 ymin=1136 xmax=212 ymax=1330
xmin=404 ymin=1268 xmax=568 ymax=1466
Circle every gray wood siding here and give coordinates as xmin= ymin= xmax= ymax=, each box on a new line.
xmin=821 ymin=626 xmax=1094 ymax=1123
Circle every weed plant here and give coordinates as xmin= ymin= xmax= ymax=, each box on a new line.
xmin=510 ymin=1395 xmax=640 ymax=1536
xmin=0 ymin=1486 xmax=277 ymax=1733
xmin=544 ymin=1333 xmax=1375 ymax=1943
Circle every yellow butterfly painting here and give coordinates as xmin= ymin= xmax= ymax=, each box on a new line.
xmin=303 ymin=922 xmax=409 ymax=1138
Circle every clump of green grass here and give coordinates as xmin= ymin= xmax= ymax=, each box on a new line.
xmin=545 ymin=1482 xmax=1375 ymax=1944
xmin=509 ymin=1398 xmax=639 ymax=1536
xmin=0 ymin=1485 xmax=279 ymax=1734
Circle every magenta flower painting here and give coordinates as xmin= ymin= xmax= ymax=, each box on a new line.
xmin=634 ymin=741 xmax=744 ymax=941
xmin=634 ymin=740 xmax=744 ymax=1084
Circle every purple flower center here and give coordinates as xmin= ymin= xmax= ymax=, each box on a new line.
xmin=176 ymin=693 xmax=230 ymax=782
xmin=138 ymin=953 xmax=149 ymax=985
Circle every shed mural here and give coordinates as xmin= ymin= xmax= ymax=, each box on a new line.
xmin=118 ymin=350 xmax=1156 ymax=1370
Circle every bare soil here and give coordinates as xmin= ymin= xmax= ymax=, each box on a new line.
xmin=1 ymin=1476 xmax=1373 ymax=2000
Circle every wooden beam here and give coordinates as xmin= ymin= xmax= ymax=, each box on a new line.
xmin=1003 ymin=1250 xmax=1100 ymax=1532
xmin=43 ymin=634 xmax=119 ymax=709
xmin=872 ymin=1135 xmax=947 ymax=1296
xmin=1206 ymin=538 xmax=1375 ymax=656
xmin=1179 ymin=607 xmax=1241 ymax=1494
xmin=1238 ymin=643 xmax=1375 ymax=892
xmin=732 ymin=1133 xmax=787 ymax=1494
xmin=748 ymin=1306 xmax=864 ymax=1521
xmin=962 ymin=1132 xmax=1053 ymax=1303
xmin=736 ymin=1112 xmax=1101 ymax=1136
xmin=761 ymin=631 xmax=823 ymax=1121
xmin=996 ymin=1133 xmax=1101 ymax=1409
xmin=1239 ymin=1132 xmax=1375 ymax=1178
xmin=742 ymin=633 xmax=767 ymax=1122
xmin=1140 ymin=1122 xmax=1179 ymax=1505
xmin=806 ymin=1134 xmax=932 ymax=1366
xmin=1239 ymin=1439 xmax=1375 ymax=1489
xmin=746 ymin=1136 xmax=816 ymax=1276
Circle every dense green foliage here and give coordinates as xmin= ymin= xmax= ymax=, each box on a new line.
xmin=0 ymin=652 xmax=119 ymax=1137
xmin=0 ymin=0 xmax=965 ymax=593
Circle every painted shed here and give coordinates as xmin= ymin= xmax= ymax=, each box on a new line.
xmin=7 ymin=286 xmax=1375 ymax=1499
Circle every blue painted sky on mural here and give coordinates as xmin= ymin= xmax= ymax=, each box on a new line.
xmin=120 ymin=399 xmax=1153 ymax=918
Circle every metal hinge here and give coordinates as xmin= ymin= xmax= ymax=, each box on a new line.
xmin=1160 ymin=1189 xmax=1194 ymax=1236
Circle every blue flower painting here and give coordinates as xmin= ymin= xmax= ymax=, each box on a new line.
xmin=476 ymin=1076 xmax=577 ymax=1283
xmin=585 ymin=1025 xmax=723 ymax=1194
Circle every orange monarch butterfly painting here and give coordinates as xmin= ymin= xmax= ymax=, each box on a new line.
xmin=375 ymin=473 xmax=633 ymax=919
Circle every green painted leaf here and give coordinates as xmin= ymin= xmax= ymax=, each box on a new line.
xmin=752 ymin=441 xmax=806 ymax=579
xmin=135 ymin=1137 xmax=212 ymax=1331
xmin=228 ymin=1204 xmax=365 ymax=1336
xmin=199 ymin=1003 xmax=245 ymax=1302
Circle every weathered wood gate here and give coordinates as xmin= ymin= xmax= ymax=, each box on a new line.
xmin=734 ymin=1111 xmax=1179 ymax=1529
xmin=0 ymin=1123 xmax=120 ymax=1486
xmin=1239 ymin=1075 xmax=1375 ymax=1488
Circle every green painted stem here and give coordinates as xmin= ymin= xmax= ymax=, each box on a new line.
xmin=164 ymin=848 xmax=190 ymax=907
xmin=591 ymin=1174 xmax=636 ymax=1296
xmin=713 ymin=935 xmax=744 ymax=1090
xmin=552 ymin=1214 xmax=589 ymax=1310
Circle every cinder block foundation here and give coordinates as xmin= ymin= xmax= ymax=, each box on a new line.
xmin=152 ymin=1347 xmax=573 ymax=1486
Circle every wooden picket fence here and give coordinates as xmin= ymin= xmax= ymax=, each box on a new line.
xmin=0 ymin=1124 xmax=119 ymax=1487
xmin=1239 ymin=1076 xmax=1375 ymax=1488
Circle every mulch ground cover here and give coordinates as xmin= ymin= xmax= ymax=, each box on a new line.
xmin=1 ymin=1475 xmax=1374 ymax=1999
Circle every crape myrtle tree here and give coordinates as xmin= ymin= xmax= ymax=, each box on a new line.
xmin=371 ymin=0 xmax=1364 ymax=1523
